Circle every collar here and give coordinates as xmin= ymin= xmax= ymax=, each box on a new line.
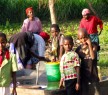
xmin=0 ymin=50 xmax=10 ymax=67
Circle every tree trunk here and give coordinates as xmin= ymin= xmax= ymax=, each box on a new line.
xmin=85 ymin=0 xmax=97 ymax=16
xmin=49 ymin=0 xmax=57 ymax=24
xmin=38 ymin=0 xmax=43 ymax=10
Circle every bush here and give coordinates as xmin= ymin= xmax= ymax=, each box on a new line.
xmin=0 ymin=0 xmax=108 ymax=24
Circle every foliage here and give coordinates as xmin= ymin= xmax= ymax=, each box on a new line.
xmin=99 ymin=21 xmax=108 ymax=44
xmin=99 ymin=45 xmax=108 ymax=76
xmin=99 ymin=44 xmax=108 ymax=67
xmin=1 ymin=19 xmax=108 ymax=43
xmin=0 ymin=19 xmax=108 ymax=75
xmin=0 ymin=0 xmax=108 ymax=24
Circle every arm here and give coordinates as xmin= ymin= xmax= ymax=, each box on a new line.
xmin=11 ymin=54 xmax=18 ymax=95
xmin=75 ymin=66 xmax=80 ymax=91
xmin=92 ymin=43 xmax=98 ymax=58
xmin=86 ymin=38 xmax=95 ymax=59
xmin=96 ymin=17 xmax=103 ymax=35
xmin=75 ymin=66 xmax=80 ymax=84
xmin=74 ymin=53 xmax=80 ymax=91
xmin=59 ymin=79 xmax=64 ymax=89
xmin=30 ymin=50 xmax=50 ymax=62
xmin=9 ymin=43 xmax=24 ymax=70
xmin=97 ymin=17 xmax=103 ymax=30
xmin=59 ymin=35 xmax=64 ymax=60
xmin=59 ymin=45 xmax=64 ymax=60
xmin=20 ymin=19 xmax=29 ymax=32
xmin=59 ymin=56 xmax=65 ymax=88
xmin=20 ymin=22 xmax=26 ymax=32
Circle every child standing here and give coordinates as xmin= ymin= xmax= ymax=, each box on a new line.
xmin=45 ymin=24 xmax=64 ymax=61
xmin=59 ymin=36 xmax=80 ymax=95
xmin=0 ymin=32 xmax=18 ymax=95
xmin=76 ymin=28 xmax=100 ymax=95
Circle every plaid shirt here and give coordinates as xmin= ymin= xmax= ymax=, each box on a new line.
xmin=60 ymin=51 xmax=80 ymax=81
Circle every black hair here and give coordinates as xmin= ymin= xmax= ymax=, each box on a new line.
xmin=78 ymin=28 xmax=89 ymax=38
xmin=50 ymin=24 xmax=60 ymax=32
xmin=63 ymin=36 xmax=74 ymax=45
xmin=0 ymin=32 xmax=7 ymax=42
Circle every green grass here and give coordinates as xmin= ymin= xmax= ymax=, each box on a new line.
xmin=98 ymin=44 xmax=108 ymax=76
xmin=100 ymin=67 xmax=108 ymax=77
xmin=98 ymin=52 xmax=108 ymax=76
xmin=99 ymin=44 xmax=108 ymax=63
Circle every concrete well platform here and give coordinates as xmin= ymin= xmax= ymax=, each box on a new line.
xmin=11 ymin=62 xmax=108 ymax=95
xmin=11 ymin=84 xmax=66 ymax=95
xmin=10 ymin=79 xmax=108 ymax=95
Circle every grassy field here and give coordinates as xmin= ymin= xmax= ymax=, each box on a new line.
xmin=0 ymin=20 xmax=108 ymax=76
xmin=99 ymin=44 xmax=108 ymax=76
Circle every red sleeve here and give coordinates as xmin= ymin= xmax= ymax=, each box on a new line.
xmin=96 ymin=16 xmax=103 ymax=30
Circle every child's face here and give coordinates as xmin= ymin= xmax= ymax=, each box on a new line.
xmin=27 ymin=10 xmax=34 ymax=18
xmin=51 ymin=27 xmax=59 ymax=37
xmin=78 ymin=34 xmax=88 ymax=45
xmin=0 ymin=37 xmax=7 ymax=51
xmin=63 ymin=40 xmax=73 ymax=52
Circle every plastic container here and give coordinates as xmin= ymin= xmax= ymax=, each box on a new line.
xmin=46 ymin=62 xmax=61 ymax=82
xmin=46 ymin=82 xmax=59 ymax=90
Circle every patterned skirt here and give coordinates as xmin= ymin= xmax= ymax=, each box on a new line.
xmin=89 ymin=33 xmax=99 ymax=44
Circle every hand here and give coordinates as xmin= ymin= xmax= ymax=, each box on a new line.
xmin=59 ymin=79 xmax=64 ymax=89
xmin=75 ymin=83 xmax=80 ymax=91
xmin=86 ymin=38 xmax=92 ymax=46
xmin=18 ymin=63 xmax=24 ymax=70
xmin=98 ymin=29 xmax=102 ymax=35
xmin=12 ymin=88 xmax=17 ymax=95
xmin=51 ymin=56 xmax=56 ymax=62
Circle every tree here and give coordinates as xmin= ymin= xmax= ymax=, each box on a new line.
xmin=49 ymin=0 xmax=57 ymax=24
xmin=85 ymin=0 xmax=97 ymax=16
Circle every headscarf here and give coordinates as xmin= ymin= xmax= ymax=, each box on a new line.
xmin=82 ymin=8 xmax=90 ymax=16
xmin=26 ymin=7 xmax=33 ymax=15
xmin=39 ymin=31 xmax=50 ymax=41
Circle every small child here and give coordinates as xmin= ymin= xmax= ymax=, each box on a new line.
xmin=0 ymin=32 xmax=18 ymax=95
xmin=45 ymin=24 xmax=64 ymax=61
xmin=59 ymin=36 xmax=80 ymax=95
xmin=76 ymin=28 xmax=100 ymax=95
